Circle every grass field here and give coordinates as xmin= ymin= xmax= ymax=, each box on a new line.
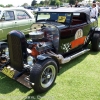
xmin=0 ymin=18 xmax=100 ymax=100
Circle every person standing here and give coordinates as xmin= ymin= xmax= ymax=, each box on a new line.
xmin=93 ymin=0 xmax=99 ymax=16
xmin=75 ymin=0 xmax=80 ymax=7
xmin=90 ymin=3 xmax=98 ymax=19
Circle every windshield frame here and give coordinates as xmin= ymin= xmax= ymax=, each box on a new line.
xmin=36 ymin=12 xmax=72 ymax=26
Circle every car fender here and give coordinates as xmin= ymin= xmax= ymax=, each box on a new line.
xmin=37 ymin=54 xmax=51 ymax=60
xmin=37 ymin=54 xmax=60 ymax=72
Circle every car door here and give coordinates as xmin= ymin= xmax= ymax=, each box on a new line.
xmin=59 ymin=13 xmax=91 ymax=53
xmin=15 ymin=10 xmax=34 ymax=35
xmin=70 ymin=13 xmax=91 ymax=50
xmin=1 ymin=10 xmax=19 ymax=40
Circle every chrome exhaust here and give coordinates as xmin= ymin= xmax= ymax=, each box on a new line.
xmin=47 ymin=49 xmax=90 ymax=64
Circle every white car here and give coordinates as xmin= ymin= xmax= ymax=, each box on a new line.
xmin=0 ymin=7 xmax=35 ymax=40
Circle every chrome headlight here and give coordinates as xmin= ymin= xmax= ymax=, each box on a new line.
xmin=4 ymin=48 xmax=9 ymax=56
xmin=27 ymin=56 xmax=34 ymax=66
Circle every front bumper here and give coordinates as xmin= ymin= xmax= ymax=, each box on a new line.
xmin=0 ymin=64 xmax=33 ymax=89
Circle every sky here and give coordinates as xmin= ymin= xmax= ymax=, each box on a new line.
xmin=1 ymin=0 xmax=44 ymax=6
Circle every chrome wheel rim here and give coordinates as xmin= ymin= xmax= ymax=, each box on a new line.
xmin=40 ymin=65 xmax=56 ymax=88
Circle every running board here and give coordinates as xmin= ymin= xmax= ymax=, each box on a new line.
xmin=48 ymin=49 xmax=90 ymax=64
xmin=61 ymin=49 xmax=90 ymax=64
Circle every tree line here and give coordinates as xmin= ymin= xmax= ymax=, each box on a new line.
xmin=0 ymin=0 xmax=100 ymax=7
xmin=31 ymin=0 xmax=100 ymax=7
xmin=31 ymin=0 xmax=83 ymax=7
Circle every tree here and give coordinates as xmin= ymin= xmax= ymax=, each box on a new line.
xmin=40 ymin=1 xmax=45 ymax=5
xmin=50 ymin=0 xmax=56 ymax=6
xmin=78 ymin=0 xmax=83 ymax=2
xmin=44 ymin=0 xmax=50 ymax=6
xmin=59 ymin=0 xmax=67 ymax=3
xmin=31 ymin=0 xmax=37 ymax=6
xmin=68 ymin=0 xmax=75 ymax=4
xmin=0 ymin=4 xmax=4 ymax=7
xmin=22 ymin=3 xmax=28 ymax=7
xmin=68 ymin=0 xmax=83 ymax=4
xmin=6 ymin=4 xmax=13 ymax=7
xmin=55 ymin=0 xmax=60 ymax=6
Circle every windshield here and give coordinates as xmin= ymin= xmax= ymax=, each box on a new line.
xmin=37 ymin=12 xmax=72 ymax=24
xmin=37 ymin=12 xmax=50 ymax=20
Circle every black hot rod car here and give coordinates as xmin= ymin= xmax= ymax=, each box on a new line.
xmin=0 ymin=8 xmax=100 ymax=93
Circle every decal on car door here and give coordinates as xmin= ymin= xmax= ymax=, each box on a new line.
xmin=71 ymin=36 xmax=86 ymax=49
xmin=60 ymin=29 xmax=86 ymax=52
xmin=71 ymin=29 xmax=86 ymax=49
xmin=61 ymin=43 xmax=71 ymax=52
xmin=75 ymin=29 xmax=83 ymax=39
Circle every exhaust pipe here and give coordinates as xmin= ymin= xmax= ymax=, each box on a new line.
xmin=48 ymin=49 xmax=90 ymax=64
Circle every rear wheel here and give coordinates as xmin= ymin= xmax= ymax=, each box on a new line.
xmin=30 ymin=59 xmax=58 ymax=93
xmin=91 ymin=33 xmax=100 ymax=51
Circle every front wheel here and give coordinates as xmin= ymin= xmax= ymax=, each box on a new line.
xmin=30 ymin=59 xmax=58 ymax=93
xmin=91 ymin=33 xmax=100 ymax=51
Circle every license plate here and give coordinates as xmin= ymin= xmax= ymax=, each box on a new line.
xmin=2 ymin=67 xmax=15 ymax=78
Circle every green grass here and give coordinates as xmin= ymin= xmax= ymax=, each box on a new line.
xmin=0 ymin=18 xmax=100 ymax=100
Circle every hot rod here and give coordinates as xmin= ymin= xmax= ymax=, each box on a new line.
xmin=0 ymin=8 xmax=100 ymax=93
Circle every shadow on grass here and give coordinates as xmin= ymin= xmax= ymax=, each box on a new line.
xmin=89 ymin=50 xmax=99 ymax=55
xmin=0 ymin=69 xmax=56 ymax=99
xmin=23 ymin=83 xmax=56 ymax=100
xmin=0 ymin=73 xmax=30 ymax=94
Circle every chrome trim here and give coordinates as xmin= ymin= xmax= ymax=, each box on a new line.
xmin=47 ymin=49 xmax=90 ymax=64
xmin=24 ymin=76 xmax=34 ymax=86
xmin=40 ymin=65 xmax=56 ymax=88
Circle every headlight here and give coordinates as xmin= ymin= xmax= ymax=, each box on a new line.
xmin=27 ymin=56 xmax=34 ymax=66
xmin=4 ymin=48 xmax=9 ymax=56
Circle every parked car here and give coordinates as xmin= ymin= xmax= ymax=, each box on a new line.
xmin=24 ymin=6 xmax=34 ymax=10
xmin=0 ymin=8 xmax=100 ymax=93
xmin=0 ymin=7 xmax=35 ymax=40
